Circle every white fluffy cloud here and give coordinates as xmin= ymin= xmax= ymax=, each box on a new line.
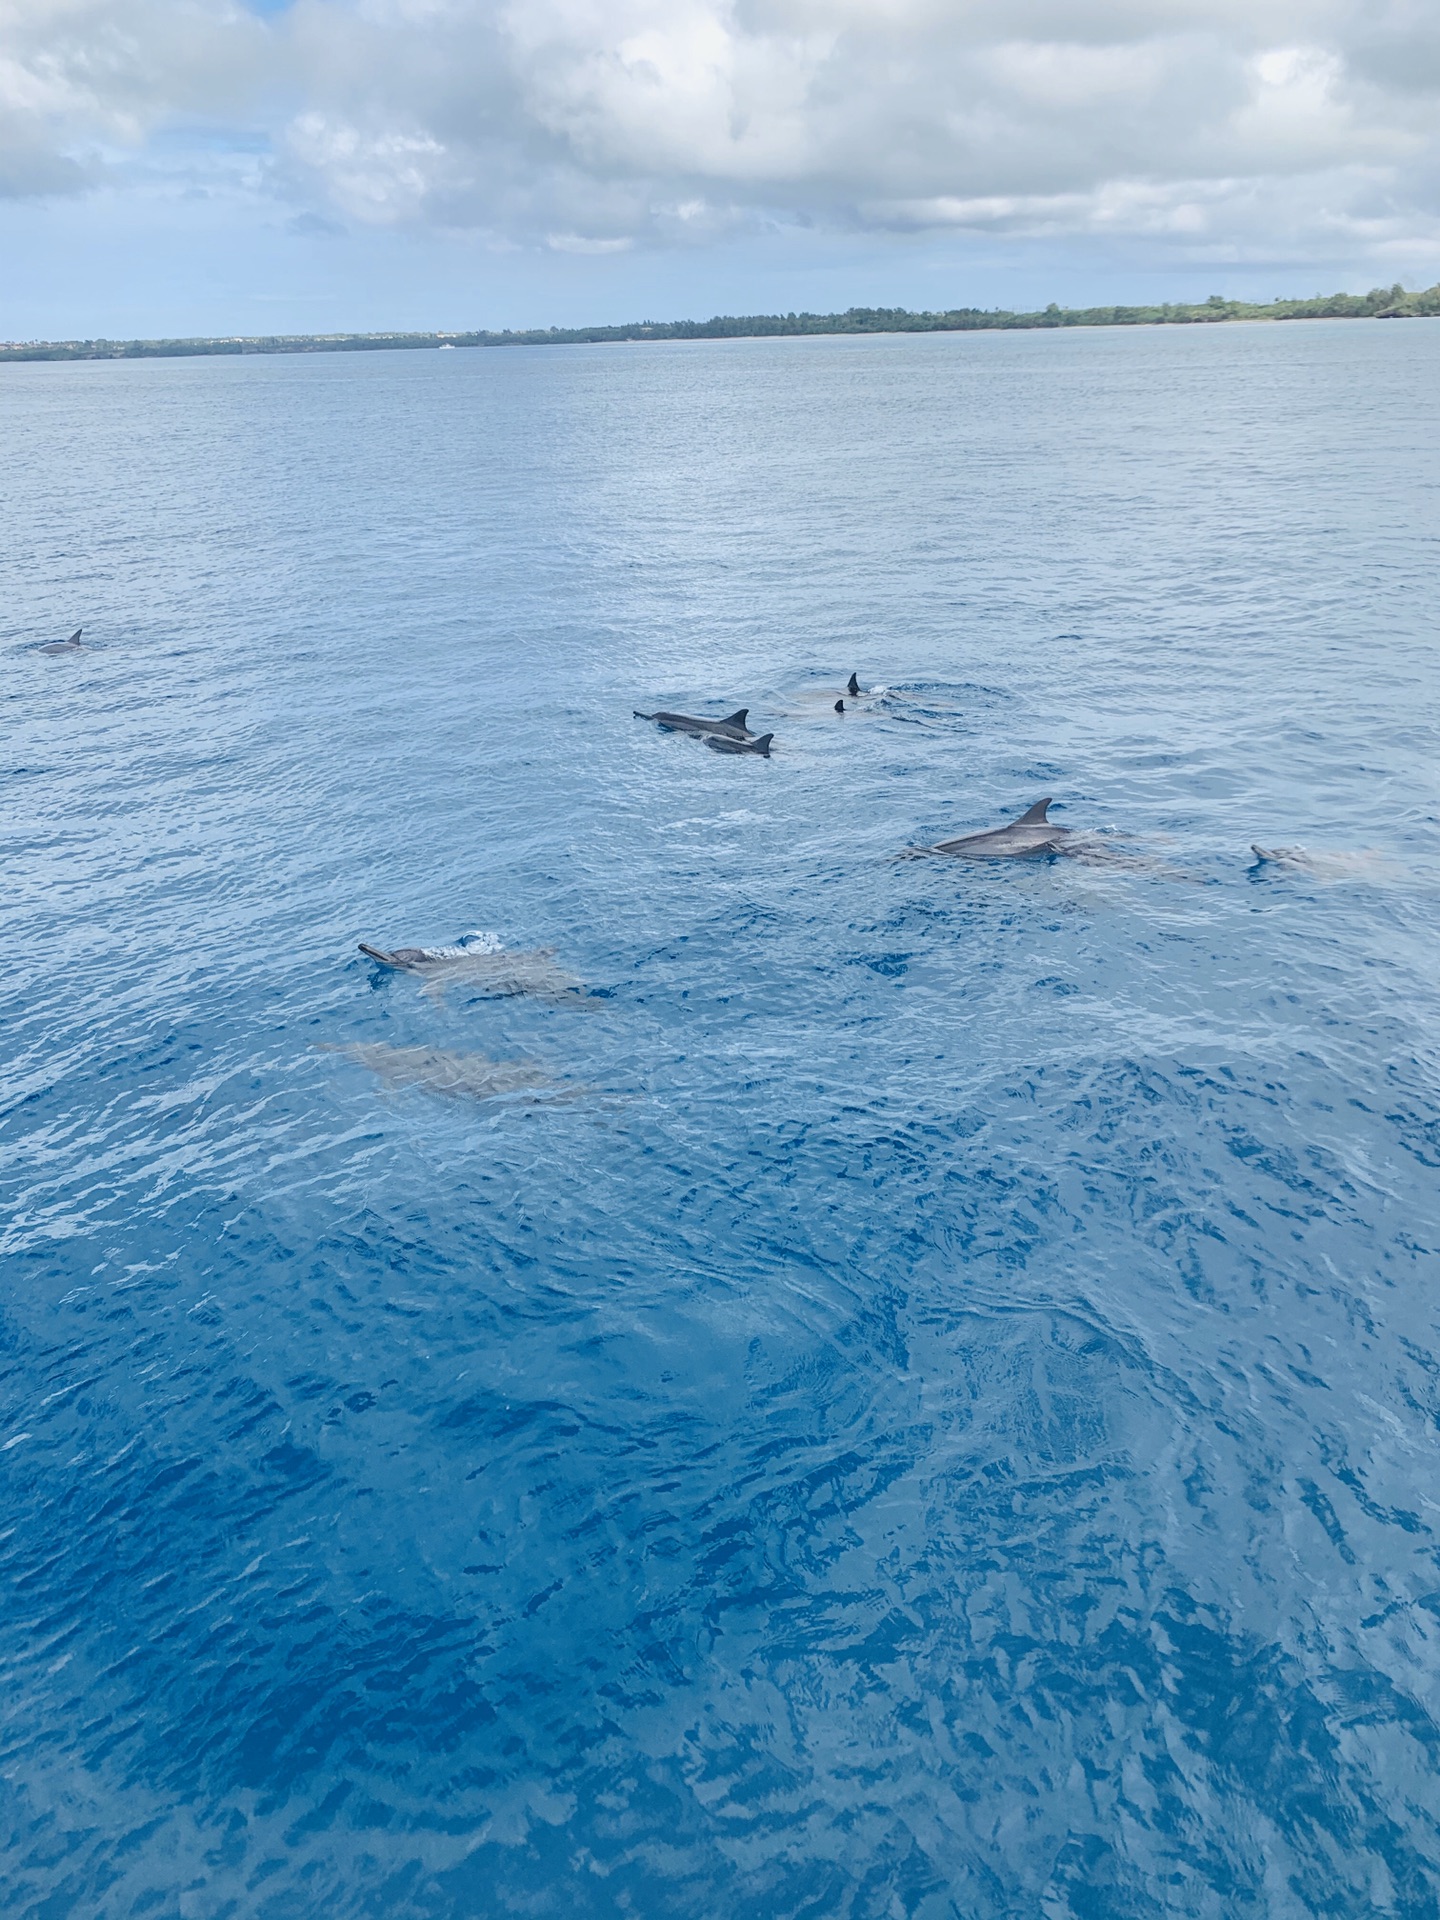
xmin=0 ymin=0 xmax=267 ymax=192
xmin=3 ymin=0 xmax=1440 ymax=271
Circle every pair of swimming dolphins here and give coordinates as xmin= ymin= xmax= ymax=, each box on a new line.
xmin=633 ymin=705 xmax=774 ymax=757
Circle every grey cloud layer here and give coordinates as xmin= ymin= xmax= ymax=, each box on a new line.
xmin=4 ymin=0 xmax=1439 ymax=263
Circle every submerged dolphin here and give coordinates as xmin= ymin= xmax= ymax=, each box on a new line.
xmin=634 ymin=706 xmax=774 ymax=756
xmin=925 ymin=798 xmax=1071 ymax=859
xmin=318 ymin=1042 xmax=571 ymax=1104
xmin=1250 ymin=845 xmax=1397 ymax=882
xmin=39 ymin=628 xmax=84 ymax=655
xmin=358 ymin=932 xmax=589 ymax=1002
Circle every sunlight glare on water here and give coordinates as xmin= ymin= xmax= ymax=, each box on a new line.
xmin=2 ymin=320 xmax=1439 ymax=1918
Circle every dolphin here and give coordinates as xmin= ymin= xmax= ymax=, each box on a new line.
xmin=635 ymin=707 xmax=755 ymax=740
xmin=924 ymin=798 xmax=1071 ymax=859
xmin=358 ymin=932 xmax=589 ymax=1002
xmin=703 ymin=729 xmax=773 ymax=756
xmin=317 ymin=1042 xmax=573 ymax=1104
xmin=359 ymin=930 xmax=500 ymax=969
xmin=847 ymin=673 xmax=860 ymax=696
xmin=635 ymin=706 xmax=774 ymax=756
xmin=1250 ymin=845 xmax=1397 ymax=882
xmin=39 ymin=628 xmax=84 ymax=655
xmin=834 ymin=699 xmax=845 ymax=714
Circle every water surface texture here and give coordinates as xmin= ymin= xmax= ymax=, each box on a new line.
xmin=3 ymin=322 xmax=1440 ymax=1919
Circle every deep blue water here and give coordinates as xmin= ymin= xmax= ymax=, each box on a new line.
xmin=2 ymin=320 xmax=1439 ymax=1919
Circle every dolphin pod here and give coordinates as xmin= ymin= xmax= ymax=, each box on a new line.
xmin=634 ymin=677 xmax=869 ymax=756
xmin=337 ymin=677 xmax=1321 ymax=1110
xmin=631 ymin=694 xmax=1194 ymax=867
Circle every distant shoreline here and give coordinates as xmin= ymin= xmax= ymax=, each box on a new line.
xmin=3 ymin=283 xmax=1437 ymax=363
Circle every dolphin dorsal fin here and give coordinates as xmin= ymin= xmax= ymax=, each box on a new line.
xmin=721 ymin=709 xmax=748 ymax=729
xmin=1017 ymin=798 xmax=1053 ymax=824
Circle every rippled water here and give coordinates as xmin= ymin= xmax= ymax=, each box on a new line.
xmin=3 ymin=320 xmax=1439 ymax=1919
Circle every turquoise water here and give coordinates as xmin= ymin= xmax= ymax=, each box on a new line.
xmin=2 ymin=320 xmax=1439 ymax=1918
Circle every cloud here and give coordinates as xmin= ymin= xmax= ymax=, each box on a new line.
xmin=3 ymin=0 xmax=1440 ymax=273
xmin=0 ymin=0 xmax=267 ymax=194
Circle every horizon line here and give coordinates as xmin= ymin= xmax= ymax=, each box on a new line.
xmin=3 ymin=281 xmax=1438 ymax=362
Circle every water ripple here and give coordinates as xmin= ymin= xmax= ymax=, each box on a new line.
xmin=2 ymin=323 xmax=1439 ymax=1917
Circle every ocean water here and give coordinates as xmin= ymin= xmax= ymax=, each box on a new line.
xmin=2 ymin=319 xmax=1439 ymax=1919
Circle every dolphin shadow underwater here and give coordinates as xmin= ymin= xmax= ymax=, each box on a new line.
xmin=317 ymin=1042 xmax=584 ymax=1105
xmin=358 ymin=932 xmax=595 ymax=1004
xmin=1249 ymin=844 xmax=1402 ymax=884
xmin=634 ymin=707 xmax=775 ymax=757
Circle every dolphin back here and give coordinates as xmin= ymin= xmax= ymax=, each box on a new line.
xmin=706 ymin=730 xmax=772 ymax=757
xmin=637 ymin=707 xmax=754 ymax=738
xmin=931 ymin=798 xmax=1064 ymax=857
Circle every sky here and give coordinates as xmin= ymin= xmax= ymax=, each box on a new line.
xmin=2 ymin=0 xmax=1439 ymax=339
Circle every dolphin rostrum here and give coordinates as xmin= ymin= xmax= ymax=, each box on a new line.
xmin=39 ymin=628 xmax=84 ymax=655
xmin=634 ymin=706 xmax=774 ymax=756
xmin=925 ymin=798 xmax=1072 ymax=859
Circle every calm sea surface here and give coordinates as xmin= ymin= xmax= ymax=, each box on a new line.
xmin=3 ymin=321 xmax=1439 ymax=1919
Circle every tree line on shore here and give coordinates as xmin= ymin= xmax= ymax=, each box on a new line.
xmin=4 ymin=283 xmax=1438 ymax=362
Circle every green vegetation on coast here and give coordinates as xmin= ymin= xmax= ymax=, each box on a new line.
xmin=4 ymin=282 xmax=1437 ymax=363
